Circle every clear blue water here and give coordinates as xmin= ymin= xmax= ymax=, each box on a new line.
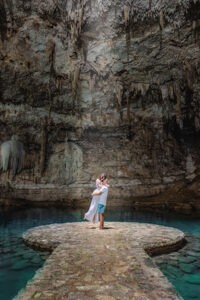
xmin=0 ymin=207 xmax=200 ymax=300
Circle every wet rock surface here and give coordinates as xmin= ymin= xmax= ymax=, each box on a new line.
xmin=16 ymin=222 xmax=185 ymax=299
xmin=0 ymin=0 xmax=200 ymax=211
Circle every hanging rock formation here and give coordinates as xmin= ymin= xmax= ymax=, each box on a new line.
xmin=0 ymin=135 xmax=25 ymax=175
xmin=0 ymin=0 xmax=200 ymax=213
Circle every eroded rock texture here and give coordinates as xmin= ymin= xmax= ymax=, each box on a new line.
xmin=0 ymin=0 xmax=200 ymax=212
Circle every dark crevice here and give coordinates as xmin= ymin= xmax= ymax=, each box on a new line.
xmin=0 ymin=1 xmax=7 ymax=41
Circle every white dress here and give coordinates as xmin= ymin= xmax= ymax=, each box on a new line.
xmin=84 ymin=179 xmax=101 ymax=223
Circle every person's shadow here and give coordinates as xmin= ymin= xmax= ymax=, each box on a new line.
xmin=88 ymin=226 xmax=114 ymax=230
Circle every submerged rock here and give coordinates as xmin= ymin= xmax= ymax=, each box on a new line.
xmin=183 ymin=273 xmax=200 ymax=284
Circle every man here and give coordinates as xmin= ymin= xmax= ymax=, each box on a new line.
xmin=92 ymin=178 xmax=109 ymax=229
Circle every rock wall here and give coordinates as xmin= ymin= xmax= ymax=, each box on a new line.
xmin=0 ymin=0 xmax=200 ymax=212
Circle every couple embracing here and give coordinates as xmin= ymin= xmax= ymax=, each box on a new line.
xmin=84 ymin=173 xmax=109 ymax=229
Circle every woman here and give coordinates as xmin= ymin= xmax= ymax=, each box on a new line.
xmin=84 ymin=174 xmax=106 ymax=223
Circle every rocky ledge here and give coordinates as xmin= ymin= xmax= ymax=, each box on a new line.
xmin=16 ymin=222 xmax=185 ymax=300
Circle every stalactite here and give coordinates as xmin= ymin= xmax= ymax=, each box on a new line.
xmin=0 ymin=144 xmax=9 ymax=172
xmin=160 ymin=85 xmax=169 ymax=100
xmin=159 ymin=10 xmax=165 ymax=31
xmin=48 ymin=86 xmax=53 ymax=119
xmin=123 ymin=5 xmax=130 ymax=27
xmin=21 ymin=153 xmax=37 ymax=180
xmin=183 ymin=60 xmax=194 ymax=89
xmin=123 ymin=4 xmax=131 ymax=60
xmin=55 ymin=0 xmax=88 ymax=54
xmin=192 ymin=20 xmax=198 ymax=42
xmin=82 ymin=38 xmax=88 ymax=62
xmin=194 ymin=116 xmax=200 ymax=129
xmin=47 ymin=41 xmax=56 ymax=118
xmin=55 ymin=75 xmax=63 ymax=92
xmin=89 ymin=72 xmax=96 ymax=93
xmin=149 ymin=0 xmax=152 ymax=10
xmin=125 ymin=28 xmax=131 ymax=60
xmin=159 ymin=10 xmax=165 ymax=49
xmin=2 ymin=0 xmax=14 ymax=37
xmin=40 ymin=118 xmax=48 ymax=176
xmin=174 ymin=83 xmax=183 ymax=129
xmin=55 ymin=1 xmax=88 ymax=114
xmin=125 ymin=90 xmax=131 ymax=124
xmin=114 ymin=0 xmax=117 ymax=18
xmin=72 ymin=65 xmax=80 ymax=99
xmin=71 ymin=63 xmax=80 ymax=112
xmin=131 ymin=82 xmax=150 ymax=97
xmin=169 ymin=85 xmax=174 ymax=99
xmin=0 ymin=135 xmax=25 ymax=175
xmin=114 ymin=80 xmax=123 ymax=112
xmin=140 ymin=83 xmax=150 ymax=96
xmin=88 ymin=0 xmax=92 ymax=10
xmin=68 ymin=3 xmax=84 ymax=52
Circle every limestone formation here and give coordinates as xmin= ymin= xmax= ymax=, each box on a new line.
xmin=0 ymin=1 xmax=200 ymax=211
xmin=0 ymin=135 xmax=25 ymax=175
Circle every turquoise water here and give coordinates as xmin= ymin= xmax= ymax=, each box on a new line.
xmin=0 ymin=207 xmax=200 ymax=300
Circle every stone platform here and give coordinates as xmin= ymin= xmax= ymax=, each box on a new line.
xmin=16 ymin=222 xmax=185 ymax=300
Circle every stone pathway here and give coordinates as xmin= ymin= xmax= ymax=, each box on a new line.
xmin=16 ymin=222 xmax=185 ymax=300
